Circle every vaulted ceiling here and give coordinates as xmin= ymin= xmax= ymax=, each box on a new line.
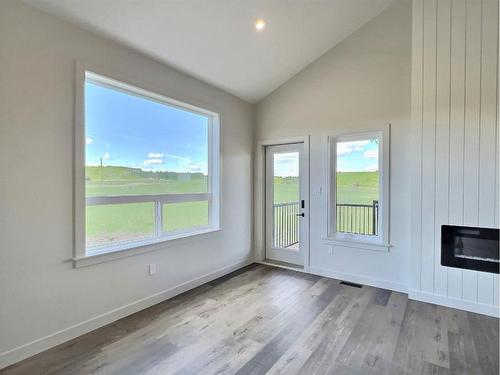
xmin=23 ymin=0 xmax=396 ymax=102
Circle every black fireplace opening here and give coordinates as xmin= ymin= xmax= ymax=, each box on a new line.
xmin=441 ymin=225 xmax=499 ymax=274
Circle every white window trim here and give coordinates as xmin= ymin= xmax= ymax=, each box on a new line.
xmin=324 ymin=125 xmax=391 ymax=251
xmin=73 ymin=62 xmax=221 ymax=267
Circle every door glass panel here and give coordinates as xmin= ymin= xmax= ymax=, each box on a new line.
xmin=272 ymin=152 xmax=300 ymax=249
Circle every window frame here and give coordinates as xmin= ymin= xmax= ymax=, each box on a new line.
xmin=74 ymin=63 xmax=221 ymax=266
xmin=326 ymin=126 xmax=390 ymax=249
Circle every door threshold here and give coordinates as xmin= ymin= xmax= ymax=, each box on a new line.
xmin=260 ymin=259 xmax=304 ymax=271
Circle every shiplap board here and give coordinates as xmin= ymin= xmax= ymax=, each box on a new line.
xmin=477 ymin=0 xmax=498 ymax=306
xmin=411 ymin=0 xmax=424 ymax=294
xmin=495 ymin=0 xmax=500 ymax=308
xmin=412 ymin=0 xmax=499 ymax=315
xmin=420 ymin=0 xmax=437 ymax=294
xmin=447 ymin=0 xmax=467 ymax=301
xmin=434 ymin=0 xmax=451 ymax=298
xmin=462 ymin=0 xmax=482 ymax=303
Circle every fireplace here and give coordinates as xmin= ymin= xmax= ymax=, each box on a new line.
xmin=441 ymin=225 xmax=499 ymax=274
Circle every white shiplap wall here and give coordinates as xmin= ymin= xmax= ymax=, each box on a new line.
xmin=410 ymin=0 xmax=499 ymax=317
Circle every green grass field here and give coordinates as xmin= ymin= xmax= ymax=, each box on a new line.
xmin=335 ymin=171 xmax=378 ymax=205
xmin=272 ymin=172 xmax=378 ymax=205
xmin=85 ymin=166 xmax=378 ymax=248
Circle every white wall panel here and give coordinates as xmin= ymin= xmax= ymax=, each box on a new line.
xmin=411 ymin=0 xmax=499 ymax=316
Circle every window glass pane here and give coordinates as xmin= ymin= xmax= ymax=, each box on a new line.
xmin=86 ymin=203 xmax=155 ymax=249
xmin=162 ymin=201 xmax=209 ymax=233
xmin=84 ymin=80 xmax=209 ymax=197
xmin=336 ymin=138 xmax=379 ymax=235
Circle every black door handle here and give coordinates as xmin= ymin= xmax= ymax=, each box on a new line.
xmin=296 ymin=213 xmax=305 ymax=217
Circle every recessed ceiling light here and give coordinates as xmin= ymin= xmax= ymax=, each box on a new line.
xmin=254 ymin=19 xmax=266 ymax=31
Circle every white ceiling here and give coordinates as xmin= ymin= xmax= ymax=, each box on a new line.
xmin=23 ymin=0 xmax=396 ymax=103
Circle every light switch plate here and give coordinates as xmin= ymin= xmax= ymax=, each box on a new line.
xmin=148 ymin=263 xmax=157 ymax=275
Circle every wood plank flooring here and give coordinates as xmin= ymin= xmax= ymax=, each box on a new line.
xmin=2 ymin=264 xmax=498 ymax=375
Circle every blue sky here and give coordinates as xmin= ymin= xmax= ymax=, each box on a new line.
xmin=336 ymin=139 xmax=379 ymax=172
xmin=85 ymin=81 xmax=209 ymax=174
xmin=273 ymin=140 xmax=378 ymax=177
xmin=274 ymin=152 xmax=299 ymax=177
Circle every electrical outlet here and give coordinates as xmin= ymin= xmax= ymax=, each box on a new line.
xmin=148 ymin=263 xmax=157 ymax=275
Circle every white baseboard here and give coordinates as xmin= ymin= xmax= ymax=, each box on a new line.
xmin=307 ymin=266 xmax=408 ymax=293
xmin=0 ymin=257 xmax=254 ymax=370
xmin=305 ymin=267 xmax=499 ymax=318
xmin=408 ymin=289 xmax=500 ymax=318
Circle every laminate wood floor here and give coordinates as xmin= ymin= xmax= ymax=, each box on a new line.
xmin=2 ymin=264 xmax=498 ymax=375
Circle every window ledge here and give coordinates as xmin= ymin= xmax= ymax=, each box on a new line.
xmin=322 ymin=237 xmax=391 ymax=252
xmin=73 ymin=227 xmax=221 ymax=268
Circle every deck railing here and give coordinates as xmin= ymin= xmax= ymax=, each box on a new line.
xmin=336 ymin=200 xmax=379 ymax=235
xmin=273 ymin=200 xmax=379 ymax=248
xmin=273 ymin=201 xmax=300 ymax=248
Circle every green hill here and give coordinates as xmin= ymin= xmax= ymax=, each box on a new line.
xmin=336 ymin=171 xmax=379 ymax=204
xmin=272 ymin=171 xmax=378 ymax=205
xmin=336 ymin=171 xmax=378 ymax=189
xmin=85 ymin=165 xmax=206 ymax=181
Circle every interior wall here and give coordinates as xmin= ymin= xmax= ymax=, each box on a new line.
xmin=410 ymin=0 xmax=499 ymax=317
xmin=256 ymin=0 xmax=412 ymax=292
xmin=0 ymin=1 xmax=254 ymax=368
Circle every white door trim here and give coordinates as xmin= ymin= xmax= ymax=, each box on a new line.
xmin=254 ymin=136 xmax=310 ymax=269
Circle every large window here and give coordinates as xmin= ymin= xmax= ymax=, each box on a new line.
xmin=75 ymin=69 xmax=220 ymax=260
xmin=329 ymin=129 xmax=389 ymax=246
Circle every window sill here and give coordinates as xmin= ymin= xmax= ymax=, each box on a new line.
xmin=73 ymin=227 xmax=221 ymax=268
xmin=322 ymin=237 xmax=391 ymax=252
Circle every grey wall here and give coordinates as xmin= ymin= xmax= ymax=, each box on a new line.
xmin=256 ymin=0 xmax=412 ymax=291
xmin=0 ymin=0 xmax=254 ymax=367
xmin=410 ymin=0 xmax=499 ymax=316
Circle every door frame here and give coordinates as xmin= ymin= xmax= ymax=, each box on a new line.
xmin=254 ymin=136 xmax=310 ymax=269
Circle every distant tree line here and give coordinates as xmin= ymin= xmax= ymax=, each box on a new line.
xmin=85 ymin=165 xmax=206 ymax=181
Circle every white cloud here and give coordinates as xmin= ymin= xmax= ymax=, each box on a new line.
xmin=363 ymin=149 xmax=378 ymax=158
xmin=143 ymin=158 xmax=163 ymax=165
xmin=337 ymin=140 xmax=370 ymax=155
xmin=86 ymin=137 xmax=93 ymax=145
xmin=364 ymin=164 xmax=379 ymax=172
xmin=148 ymin=152 xmax=164 ymax=158
xmin=274 ymin=152 xmax=299 ymax=177
xmin=337 ymin=143 xmax=353 ymax=155
xmin=351 ymin=140 xmax=370 ymax=146
xmin=164 ymin=153 xmax=190 ymax=162
xmin=103 ymin=153 xmax=110 ymax=160
xmin=185 ymin=162 xmax=204 ymax=173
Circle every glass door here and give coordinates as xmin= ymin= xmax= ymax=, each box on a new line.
xmin=265 ymin=143 xmax=307 ymax=266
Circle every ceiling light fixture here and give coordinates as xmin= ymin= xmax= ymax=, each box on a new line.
xmin=254 ymin=19 xmax=266 ymax=31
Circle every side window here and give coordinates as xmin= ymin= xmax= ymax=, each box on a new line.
xmin=330 ymin=130 xmax=389 ymax=245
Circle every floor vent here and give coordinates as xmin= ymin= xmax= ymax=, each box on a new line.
xmin=340 ymin=281 xmax=363 ymax=288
